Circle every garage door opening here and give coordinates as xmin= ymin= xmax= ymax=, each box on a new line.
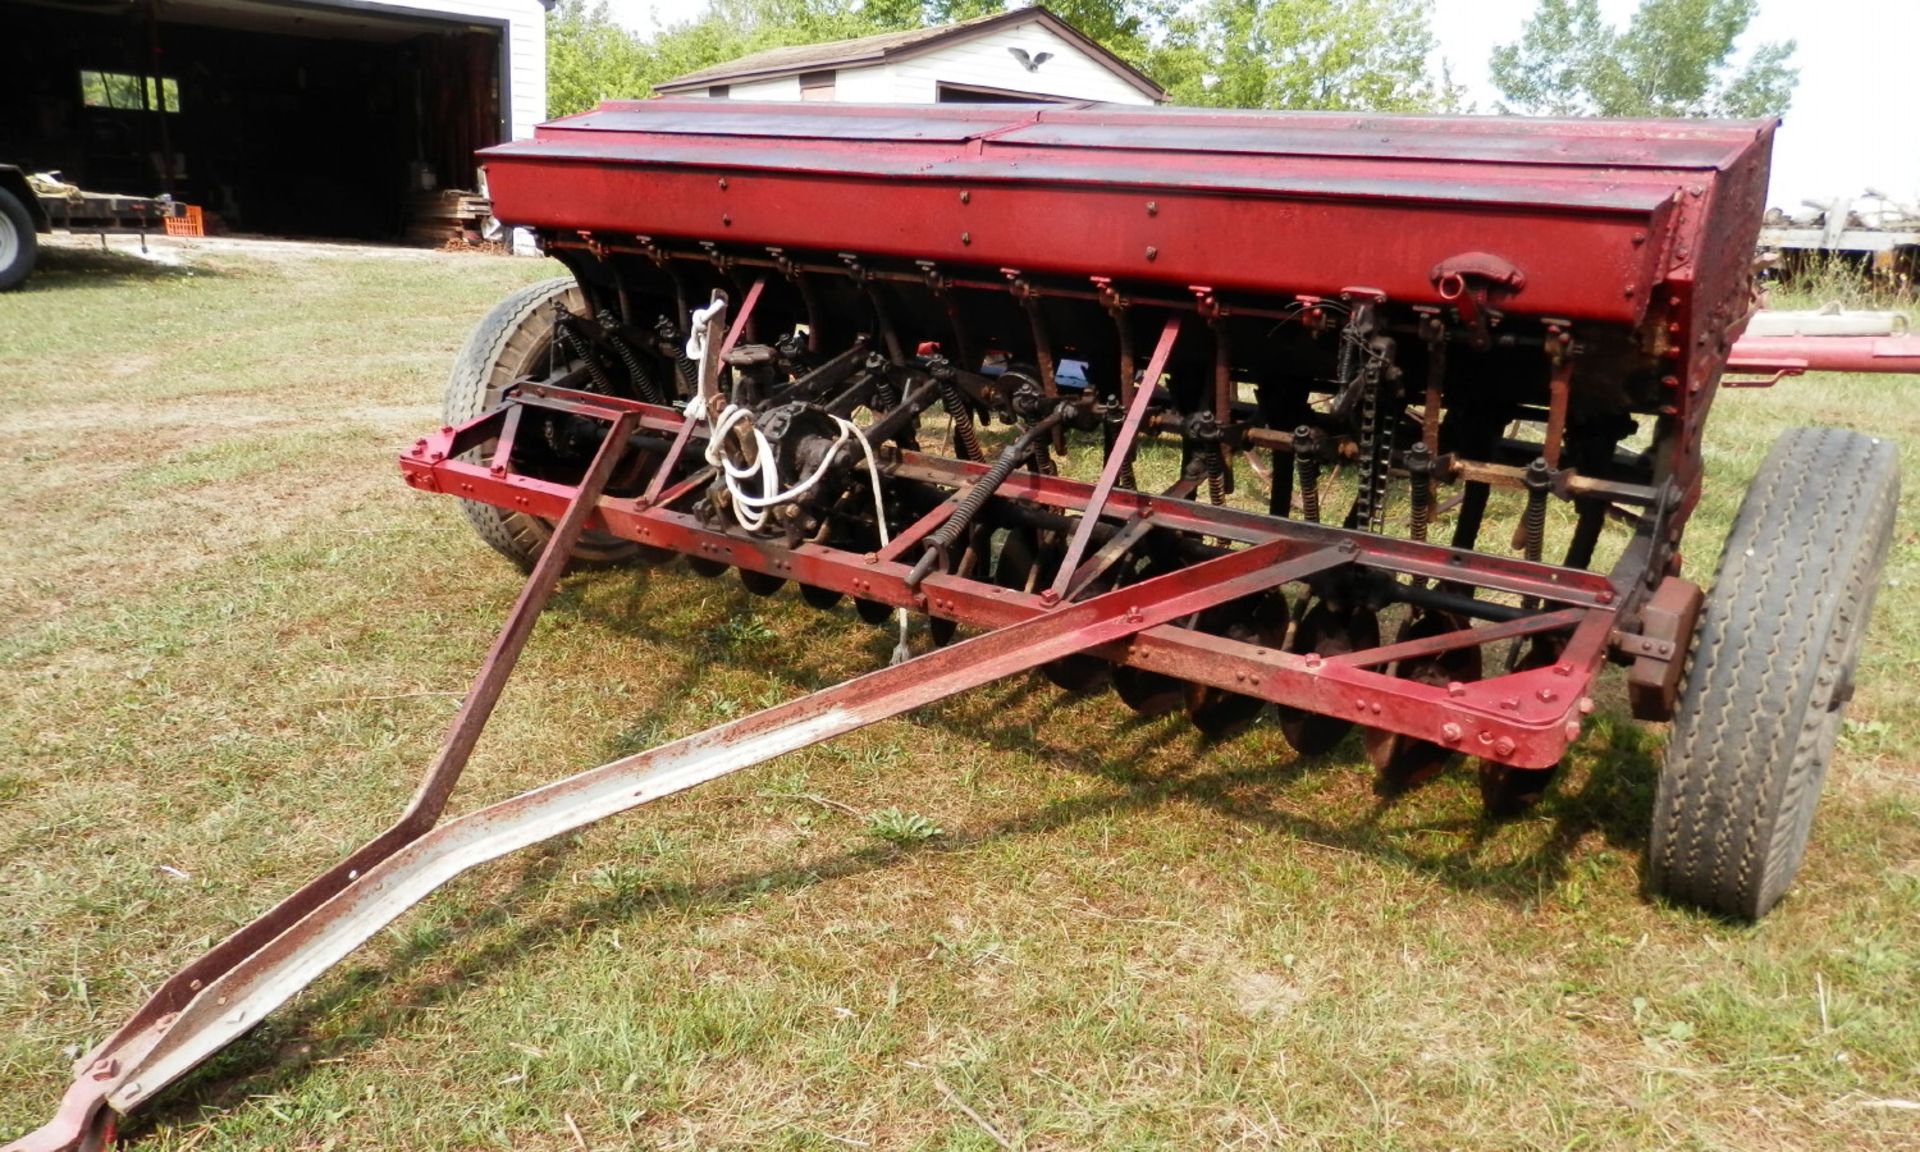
xmin=1 ymin=0 xmax=508 ymax=242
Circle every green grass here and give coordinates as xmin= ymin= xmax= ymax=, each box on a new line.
xmin=1 ymin=237 xmax=1917 ymax=1149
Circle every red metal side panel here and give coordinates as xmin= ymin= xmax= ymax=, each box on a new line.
xmin=480 ymin=101 xmax=1774 ymax=326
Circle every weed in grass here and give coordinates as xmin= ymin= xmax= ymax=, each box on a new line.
xmin=865 ymin=807 xmax=944 ymax=845
xmin=707 ymin=611 xmax=777 ymax=652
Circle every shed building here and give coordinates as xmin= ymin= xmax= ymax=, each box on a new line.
xmin=653 ymin=7 xmax=1164 ymax=107
xmin=0 ymin=0 xmax=548 ymax=241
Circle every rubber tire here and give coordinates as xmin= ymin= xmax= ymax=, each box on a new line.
xmin=0 ymin=186 xmax=39 ymax=292
xmin=1648 ymin=426 xmax=1898 ymax=921
xmin=443 ymin=276 xmax=640 ymax=569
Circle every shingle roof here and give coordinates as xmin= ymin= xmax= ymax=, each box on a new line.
xmin=652 ymin=6 xmax=1164 ymax=100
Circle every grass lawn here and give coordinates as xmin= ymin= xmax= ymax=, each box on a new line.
xmin=0 ymin=236 xmax=1916 ymax=1150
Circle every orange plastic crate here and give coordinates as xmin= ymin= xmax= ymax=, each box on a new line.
xmin=163 ymin=204 xmax=204 ymax=237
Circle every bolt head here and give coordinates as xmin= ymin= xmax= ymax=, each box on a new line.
xmin=1440 ymin=722 xmax=1462 ymax=743
xmin=1039 ymin=589 xmax=1061 ymax=606
xmin=1493 ymin=737 xmax=1517 ymax=758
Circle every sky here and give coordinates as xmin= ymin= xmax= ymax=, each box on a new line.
xmin=601 ymin=0 xmax=1920 ymax=211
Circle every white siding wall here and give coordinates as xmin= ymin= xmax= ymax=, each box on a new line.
xmin=832 ymin=66 xmax=896 ymax=102
xmin=689 ymin=19 xmax=1152 ymax=106
xmin=883 ymin=21 xmax=1150 ymax=104
xmin=728 ymin=75 xmax=804 ymax=100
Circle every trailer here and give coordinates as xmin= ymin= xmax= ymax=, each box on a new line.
xmin=1759 ymin=191 xmax=1920 ymax=278
xmin=4 ymin=101 xmax=1900 ymax=1151
xmin=0 ymin=165 xmax=180 ymax=290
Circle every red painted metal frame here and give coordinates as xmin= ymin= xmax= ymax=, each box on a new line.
xmin=4 ymin=414 xmax=638 ymax=1152
xmin=1728 ymin=333 xmax=1920 ymax=377
xmin=5 ymin=472 xmax=1335 ymax=1152
xmin=402 ymin=387 xmax=1618 ymax=770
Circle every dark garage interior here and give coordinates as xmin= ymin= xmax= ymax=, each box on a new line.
xmin=1 ymin=0 xmax=508 ymax=240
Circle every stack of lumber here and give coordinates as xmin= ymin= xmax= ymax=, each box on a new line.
xmin=404 ymin=188 xmax=492 ymax=247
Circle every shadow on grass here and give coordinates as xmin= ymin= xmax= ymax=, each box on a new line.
xmin=126 ymin=560 xmax=1669 ymax=1134
xmin=15 ymin=241 xmax=216 ymax=289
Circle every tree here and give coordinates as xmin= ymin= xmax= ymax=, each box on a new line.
xmin=1490 ymin=0 xmax=1797 ymax=119
xmin=546 ymin=0 xmax=650 ymax=116
xmin=545 ymin=0 xmax=1459 ymax=119
xmin=1150 ymin=0 xmax=1462 ymax=113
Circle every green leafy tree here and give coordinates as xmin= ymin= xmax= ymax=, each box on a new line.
xmin=1490 ymin=0 xmax=1797 ymax=118
xmin=546 ymin=0 xmax=650 ymax=116
xmin=546 ymin=0 xmax=1456 ymax=117
xmin=1150 ymin=0 xmax=1462 ymax=112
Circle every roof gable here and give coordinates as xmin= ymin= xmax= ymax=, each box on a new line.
xmin=653 ymin=6 xmax=1164 ymax=101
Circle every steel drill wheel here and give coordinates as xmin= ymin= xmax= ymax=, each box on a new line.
xmin=995 ymin=526 xmax=1112 ymax=693
xmin=1111 ymin=553 xmax=1187 ymax=716
xmin=739 ymin=569 xmax=787 ymax=597
xmin=928 ymin=523 xmax=989 ymax=648
xmin=686 ymin=555 xmax=730 ymax=579
xmin=799 ymin=583 xmax=844 ymax=609
xmin=1277 ymin=599 xmax=1380 ymax=755
xmin=1474 ymin=631 xmax=1566 ymax=817
xmin=1185 ymin=593 xmax=1289 ymax=738
xmin=1364 ymin=610 xmax=1482 ymax=795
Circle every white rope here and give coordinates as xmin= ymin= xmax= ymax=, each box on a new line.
xmin=684 ymin=299 xmax=727 ymax=413
xmin=703 ymin=402 xmax=913 ymax=664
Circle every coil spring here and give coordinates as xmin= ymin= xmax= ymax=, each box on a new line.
xmin=555 ymin=316 xmax=613 ymax=394
xmin=1294 ymin=426 xmax=1323 ymax=524
xmin=1521 ymin=457 xmax=1551 ymax=562
xmin=597 ymin=311 xmax=665 ymax=405
xmin=868 ymin=355 xmax=901 ymax=412
xmin=1204 ymin=445 xmax=1227 ymax=506
xmin=921 ymin=423 xmax=1053 ymax=566
xmin=938 ymin=373 xmax=985 ymax=462
xmin=653 ymin=316 xmax=698 ymax=398
xmin=1406 ymin=442 xmax=1433 ymax=543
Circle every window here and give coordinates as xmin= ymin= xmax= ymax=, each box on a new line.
xmin=81 ymin=70 xmax=181 ymax=113
xmin=799 ymin=70 xmax=836 ymax=101
xmin=709 ymin=84 xmax=730 ymax=99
